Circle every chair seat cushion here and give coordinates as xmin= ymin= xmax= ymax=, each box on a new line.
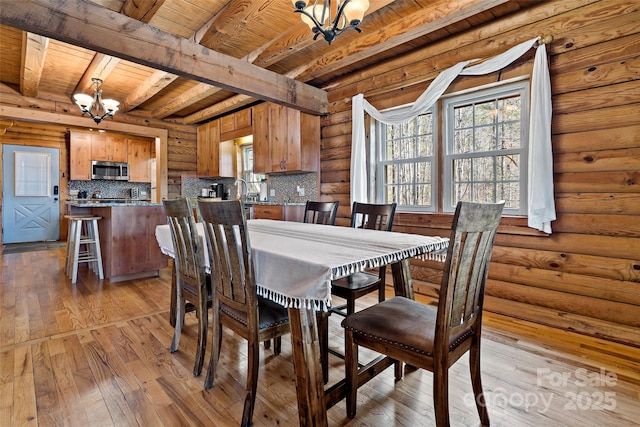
xmin=221 ymin=296 xmax=289 ymax=330
xmin=341 ymin=297 xmax=473 ymax=356
xmin=332 ymin=271 xmax=380 ymax=290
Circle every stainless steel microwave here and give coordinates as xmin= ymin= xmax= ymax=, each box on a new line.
xmin=91 ymin=160 xmax=129 ymax=181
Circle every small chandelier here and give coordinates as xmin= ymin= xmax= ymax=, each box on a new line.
xmin=292 ymin=0 xmax=370 ymax=45
xmin=73 ymin=78 xmax=119 ymax=124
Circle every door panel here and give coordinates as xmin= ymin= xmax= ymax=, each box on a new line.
xmin=2 ymin=145 xmax=60 ymax=243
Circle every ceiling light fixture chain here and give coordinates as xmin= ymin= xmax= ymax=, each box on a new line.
xmin=73 ymin=78 xmax=119 ymax=124
xmin=292 ymin=0 xmax=369 ymax=45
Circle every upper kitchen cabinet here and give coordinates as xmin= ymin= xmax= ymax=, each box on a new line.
xmin=219 ymin=108 xmax=252 ymax=141
xmin=91 ymin=133 xmax=127 ymax=162
xmin=69 ymin=131 xmax=92 ymax=180
xmin=197 ymin=120 xmax=236 ymax=178
xmin=252 ymin=102 xmax=320 ymax=174
xmin=69 ymin=130 xmax=152 ymax=181
xmin=127 ymin=136 xmax=152 ymax=182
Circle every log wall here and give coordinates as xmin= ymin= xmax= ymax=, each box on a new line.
xmin=319 ymin=0 xmax=640 ymax=346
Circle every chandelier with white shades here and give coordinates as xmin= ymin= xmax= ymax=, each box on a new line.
xmin=73 ymin=78 xmax=119 ymax=124
xmin=292 ymin=0 xmax=369 ymax=44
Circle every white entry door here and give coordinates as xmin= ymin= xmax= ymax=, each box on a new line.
xmin=2 ymin=145 xmax=60 ymax=243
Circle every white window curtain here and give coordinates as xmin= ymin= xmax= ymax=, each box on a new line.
xmin=351 ymin=37 xmax=556 ymax=233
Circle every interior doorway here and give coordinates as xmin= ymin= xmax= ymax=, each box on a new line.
xmin=2 ymin=144 xmax=60 ymax=244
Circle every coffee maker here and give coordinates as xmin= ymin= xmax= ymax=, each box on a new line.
xmin=210 ymin=183 xmax=223 ymax=198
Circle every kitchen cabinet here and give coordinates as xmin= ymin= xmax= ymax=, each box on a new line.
xmin=252 ymin=204 xmax=304 ymax=222
xmin=219 ymin=108 xmax=252 ymax=141
xmin=252 ymin=102 xmax=320 ymax=174
xmin=196 ymin=120 xmax=236 ymax=177
xmin=91 ymin=133 xmax=127 ymax=162
xmin=127 ymin=136 xmax=152 ymax=182
xmin=69 ymin=130 xmax=92 ymax=180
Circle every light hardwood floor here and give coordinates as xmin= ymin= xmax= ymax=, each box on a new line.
xmin=1 ymin=246 xmax=638 ymax=426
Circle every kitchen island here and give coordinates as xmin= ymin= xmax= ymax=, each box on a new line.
xmin=65 ymin=200 xmax=168 ymax=282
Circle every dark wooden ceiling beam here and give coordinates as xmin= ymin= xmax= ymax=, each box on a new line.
xmin=0 ymin=0 xmax=328 ymax=115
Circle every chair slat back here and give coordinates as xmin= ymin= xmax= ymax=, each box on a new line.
xmin=437 ymin=201 xmax=504 ymax=340
xmin=303 ymin=201 xmax=339 ymax=225
xmin=350 ymin=202 xmax=396 ymax=231
xmin=163 ymin=198 xmax=206 ymax=292
xmin=198 ymin=200 xmax=258 ymax=320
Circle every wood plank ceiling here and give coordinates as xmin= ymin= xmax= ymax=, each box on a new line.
xmin=0 ymin=0 xmax=536 ymax=125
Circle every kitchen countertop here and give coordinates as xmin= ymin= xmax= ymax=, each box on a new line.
xmin=65 ymin=199 xmax=163 ymax=207
xmin=244 ymin=201 xmax=306 ymax=206
xmin=194 ymin=197 xmax=306 ymax=206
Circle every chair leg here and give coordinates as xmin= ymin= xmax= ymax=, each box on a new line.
xmin=470 ymin=341 xmax=490 ymax=426
xmin=433 ymin=369 xmax=451 ymax=427
xmin=170 ymin=298 xmax=185 ymax=353
xmin=344 ymin=329 xmax=358 ymax=418
xmin=394 ymin=359 xmax=403 ymax=381
xmin=346 ymin=296 xmax=356 ymax=315
xmin=273 ymin=336 xmax=282 ymax=355
xmin=204 ymin=323 xmax=223 ymax=390
xmin=169 ymin=261 xmax=177 ymax=327
xmin=193 ymin=297 xmax=208 ymax=377
xmin=264 ymin=339 xmax=271 ymax=349
xmin=241 ymin=338 xmax=260 ymax=427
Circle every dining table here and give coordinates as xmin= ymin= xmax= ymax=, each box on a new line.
xmin=155 ymin=218 xmax=449 ymax=426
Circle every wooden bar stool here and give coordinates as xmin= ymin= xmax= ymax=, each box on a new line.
xmin=65 ymin=215 xmax=104 ymax=283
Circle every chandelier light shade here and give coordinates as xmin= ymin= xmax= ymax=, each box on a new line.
xmin=73 ymin=78 xmax=119 ymax=124
xmin=292 ymin=0 xmax=370 ymax=44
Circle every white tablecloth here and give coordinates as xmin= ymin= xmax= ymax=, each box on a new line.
xmin=155 ymin=219 xmax=449 ymax=311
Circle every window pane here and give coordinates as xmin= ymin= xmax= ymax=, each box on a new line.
xmin=474 ymin=100 xmax=496 ymax=126
xmin=453 ymin=182 xmax=471 ymax=204
xmin=417 ymin=135 xmax=433 ymax=157
xmin=497 ymin=154 xmax=520 ymax=181
xmin=454 ymin=129 xmax=473 ymax=153
xmin=472 ymin=183 xmax=495 ymax=203
xmin=416 ymin=184 xmax=432 ymax=207
xmin=499 ymin=96 xmax=521 ymax=121
xmin=498 ymin=182 xmax=520 ymax=209
xmin=474 ymin=157 xmax=495 ymax=181
xmin=499 ymin=122 xmax=521 ymax=149
xmin=475 ymin=125 xmax=496 ymax=152
xmin=455 ymin=105 xmax=473 ymax=128
xmin=453 ymin=158 xmax=471 ymax=181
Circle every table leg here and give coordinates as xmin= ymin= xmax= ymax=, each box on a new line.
xmin=391 ymin=258 xmax=414 ymax=299
xmin=288 ymin=306 xmax=328 ymax=427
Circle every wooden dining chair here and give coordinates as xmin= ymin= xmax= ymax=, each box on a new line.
xmin=341 ymin=201 xmax=504 ymax=427
xmin=303 ymin=200 xmax=339 ymax=225
xmin=162 ymin=198 xmax=211 ymax=377
xmin=198 ymin=199 xmax=290 ymax=427
xmin=331 ymin=201 xmax=397 ymax=316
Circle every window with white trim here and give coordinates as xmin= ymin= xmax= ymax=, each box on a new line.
xmin=375 ymin=79 xmax=529 ymax=215
xmin=376 ymin=110 xmax=436 ymax=211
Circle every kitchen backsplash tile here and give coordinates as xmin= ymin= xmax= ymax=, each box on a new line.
xmin=181 ymin=173 xmax=317 ymax=203
xmin=68 ymin=180 xmax=151 ymax=199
